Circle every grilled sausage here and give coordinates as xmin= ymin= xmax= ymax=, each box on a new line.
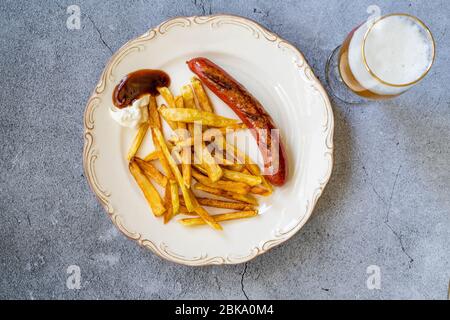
xmin=187 ymin=57 xmax=288 ymax=186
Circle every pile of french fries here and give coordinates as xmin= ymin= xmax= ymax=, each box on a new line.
xmin=127 ymin=77 xmax=274 ymax=230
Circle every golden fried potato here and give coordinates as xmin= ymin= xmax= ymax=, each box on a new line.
xmin=129 ymin=160 xmax=165 ymax=216
xmin=175 ymin=95 xmax=192 ymax=188
xmin=157 ymin=87 xmax=175 ymax=108
xmin=148 ymin=95 xmax=161 ymax=129
xmin=222 ymin=169 xmax=262 ymax=186
xmin=193 ymin=206 xmax=222 ymax=230
xmin=193 ymin=183 xmax=258 ymax=205
xmin=157 ymin=105 xmax=177 ymax=131
xmin=180 ymin=197 xmax=254 ymax=211
xmin=191 ymin=168 xmax=250 ymax=195
xmin=191 ymin=77 xmax=214 ymax=113
xmin=212 ymin=135 xmax=260 ymax=174
xmin=160 ymin=108 xmax=238 ymax=127
xmin=163 ymin=181 xmax=173 ymax=224
xmin=170 ymin=180 xmax=180 ymax=217
xmin=223 ymin=163 xmax=245 ymax=172
xmin=127 ymin=123 xmax=149 ymax=161
xmin=200 ymin=143 xmax=223 ymax=182
xmin=134 ymin=157 xmax=168 ymax=187
xmin=179 ymin=210 xmax=258 ymax=227
xmin=153 ymin=128 xmax=197 ymax=213
xmin=142 ymin=150 xmax=161 ymax=162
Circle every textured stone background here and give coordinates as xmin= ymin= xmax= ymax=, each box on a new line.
xmin=0 ymin=0 xmax=448 ymax=299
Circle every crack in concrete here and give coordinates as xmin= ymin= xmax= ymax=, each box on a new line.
xmin=240 ymin=262 xmax=249 ymax=300
xmin=361 ymin=165 xmax=387 ymax=205
xmin=86 ymin=15 xmax=113 ymax=54
xmin=385 ymin=221 xmax=414 ymax=266
xmin=385 ymin=165 xmax=402 ymax=224
xmin=383 ymin=165 xmax=414 ymax=266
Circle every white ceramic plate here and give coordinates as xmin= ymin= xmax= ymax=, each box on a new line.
xmin=83 ymin=15 xmax=334 ymax=265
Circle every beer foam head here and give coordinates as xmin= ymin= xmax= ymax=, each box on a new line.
xmin=363 ymin=15 xmax=434 ymax=85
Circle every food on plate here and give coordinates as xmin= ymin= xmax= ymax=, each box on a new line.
xmin=191 ymin=168 xmax=250 ymax=195
xmin=129 ymin=160 xmax=166 ymax=216
xmin=199 ymin=142 xmax=223 ymax=182
xmin=110 ymin=94 xmax=150 ymax=128
xmin=193 ymin=183 xmax=258 ymax=205
xmin=191 ymin=77 xmax=214 ymax=112
xmin=179 ymin=210 xmax=258 ymax=227
xmin=180 ymin=198 xmax=254 ymax=211
xmin=113 ymin=70 xmax=170 ymax=109
xmin=192 ymin=205 xmax=223 ymax=230
xmin=153 ymin=127 xmax=197 ymax=213
xmin=187 ymin=57 xmax=288 ymax=186
xmin=175 ymin=95 xmax=192 ymax=188
xmin=112 ymin=58 xmax=289 ymax=230
xmin=143 ymin=150 xmax=162 ymax=161
xmin=222 ymin=168 xmax=262 ymax=186
xmin=159 ymin=108 xmax=238 ymax=127
xmin=169 ymin=180 xmax=180 ymax=218
xmin=133 ymin=157 xmax=168 ymax=187
xmin=127 ymin=122 xmax=149 ymax=160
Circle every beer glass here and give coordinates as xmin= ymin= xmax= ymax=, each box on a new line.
xmin=326 ymin=13 xmax=435 ymax=103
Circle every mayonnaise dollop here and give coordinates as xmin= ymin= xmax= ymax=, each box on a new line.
xmin=110 ymin=95 xmax=150 ymax=128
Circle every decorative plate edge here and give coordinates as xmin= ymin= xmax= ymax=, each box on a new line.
xmin=82 ymin=14 xmax=334 ymax=266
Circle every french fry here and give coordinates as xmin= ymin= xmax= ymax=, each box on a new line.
xmin=191 ymin=168 xmax=250 ymax=195
xmin=180 ymin=85 xmax=196 ymax=139
xmin=242 ymin=167 xmax=272 ymax=196
xmin=260 ymin=176 xmax=273 ymax=195
xmin=174 ymin=124 xmax=247 ymax=148
xmin=223 ymin=163 xmax=245 ymax=172
xmin=180 ymin=197 xmax=255 ymax=211
xmin=170 ymin=180 xmax=180 ymax=217
xmin=148 ymin=95 xmax=161 ymax=129
xmin=157 ymin=105 xmax=177 ymax=131
xmin=129 ymin=160 xmax=166 ymax=216
xmin=175 ymin=96 xmax=192 ymax=189
xmin=151 ymin=130 xmax=173 ymax=178
xmin=250 ymin=186 xmax=271 ymax=196
xmin=181 ymin=85 xmax=197 ymax=110
xmin=201 ymin=143 xmax=223 ymax=182
xmin=163 ymin=181 xmax=173 ymax=223
xmin=157 ymin=87 xmax=175 ymax=108
xmin=157 ymin=86 xmax=179 ymax=130
xmin=180 ymin=188 xmax=222 ymax=230
xmin=194 ymin=183 xmax=258 ymax=205
xmin=212 ymin=135 xmax=261 ymax=174
xmin=134 ymin=157 xmax=168 ymax=187
xmin=127 ymin=123 xmax=149 ymax=161
xmin=179 ymin=210 xmax=258 ymax=227
xmin=143 ymin=150 xmax=162 ymax=162
xmin=193 ymin=164 xmax=208 ymax=175
xmin=213 ymin=153 xmax=235 ymax=166
xmin=193 ymin=206 xmax=223 ymax=230
xmin=191 ymin=77 xmax=214 ymax=113
xmin=202 ymin=124 xmax=247 ymax=141
xmin=153 ymin=128 xmax=197 ymax=212
xmin=245 ymin=163 xmax=261 ymax=176
xmin=222 ymin=168 xmax=262 ymax=186
xmin=179 ymin=205 xmax=195 ymax=215
xmin=160 ymin=108 xmax=238 ymax=127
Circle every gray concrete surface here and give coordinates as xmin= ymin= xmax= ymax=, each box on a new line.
xmin=0 ymin=0 xmax=449 ymax=300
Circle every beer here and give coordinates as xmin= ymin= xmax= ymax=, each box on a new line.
xmin=327 ymin=13 xmax=435 ymax=102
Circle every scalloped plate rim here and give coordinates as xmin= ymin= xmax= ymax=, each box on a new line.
xmin=83 ymin=14 xmax=334 ymax=266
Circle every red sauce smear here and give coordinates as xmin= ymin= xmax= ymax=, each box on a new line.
xmin=112 ymin=69 xmax=170 ymax=109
